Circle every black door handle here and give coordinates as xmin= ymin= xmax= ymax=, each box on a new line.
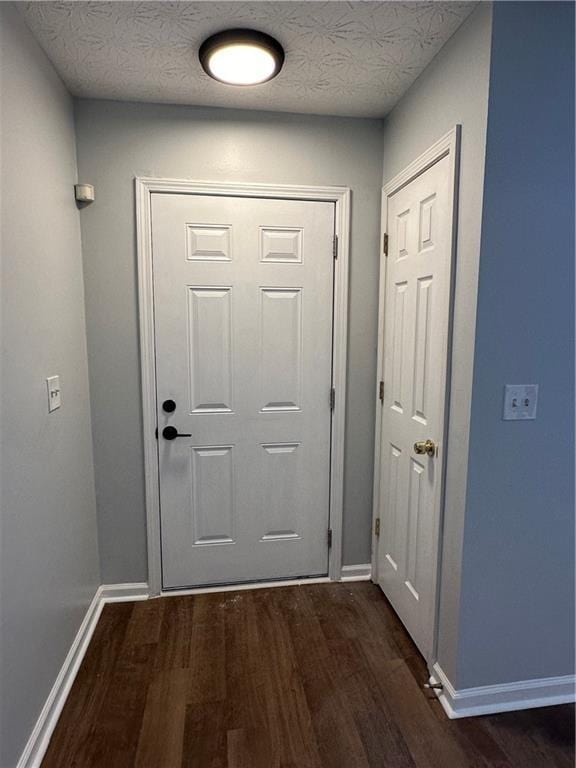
xmin=162 ymin=426 xmax=192 ymax=440
xmin=162 ymin=399 xmax=176 ymax=413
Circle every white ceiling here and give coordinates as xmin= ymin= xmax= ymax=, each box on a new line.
xmin=20 ymin=1 xmax=475 ymax=118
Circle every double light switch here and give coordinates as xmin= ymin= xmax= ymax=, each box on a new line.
xmin=46 ymin=375 xmax=61 ymax=412
xmin=503 ymin=384 xmax=538 ymax=421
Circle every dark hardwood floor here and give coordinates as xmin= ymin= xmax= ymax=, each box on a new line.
xmin=42 ymin=582 xmax=574 ymax=767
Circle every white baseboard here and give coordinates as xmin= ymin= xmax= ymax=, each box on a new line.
xmin=100 ymin=582 xmax=150 ymax=603
xmin=430 ymin=662 xmax=576 ymax=719
xmin=17 ymin=582 xmax=150 ymax=768
xmin=16 ymin=589 xmax=103 ymax=768
xmin=340 ymin=563 xmax=372 ymax=582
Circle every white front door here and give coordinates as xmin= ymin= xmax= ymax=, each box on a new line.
xmin=376 ymin=153 xmax=454 ymax=659
xmin=151 ymin=193 xmax=335 ymax=589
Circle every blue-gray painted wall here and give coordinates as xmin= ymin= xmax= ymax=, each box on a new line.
xmin=0 ymin=6 xmax=100 ymax=766
xmin=458 ymin=1 xmax=575 ymax=688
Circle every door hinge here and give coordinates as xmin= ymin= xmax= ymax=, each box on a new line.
xmin=374 ymin=518 xmax=381 ymax=537
xmin=155 ymin=427 xmax=158 ymax=440
xmin=328 ymin=528 xmax=333 ymax=548
xmin=383 ymin=232 xmax=389 ymax=256
xmin=330 ymin=387 xmax=335 ymax=411
xmin=379 ymin=380 xmax=384 ymax=402
xmin=333 ymin=234 xmax=338 ymax=260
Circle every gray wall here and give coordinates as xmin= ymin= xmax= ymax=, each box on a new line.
xmin=380 ymin=4 xmax=493 ymax=683
xmin=457 ymin=1 xmax=575 ymax=688
xmin=0 ymin=6 xmax=100 ymax=766
xmin=74 ymin=101 xmax=384 ymax=582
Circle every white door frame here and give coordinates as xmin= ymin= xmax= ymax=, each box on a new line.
xmin=136 ymin=178 xmax=351 ymax=596
xmin=371 ymin=126 xmax=461 ymax=662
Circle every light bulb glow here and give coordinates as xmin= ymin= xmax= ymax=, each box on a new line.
xmin=207 ymin=44 xmax=276 ymax=85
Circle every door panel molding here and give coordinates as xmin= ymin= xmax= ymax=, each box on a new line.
xmin=136 ymin=178 xmax=350 ymax=595
xmin=372 ymin=127 xmax=460 ymax=663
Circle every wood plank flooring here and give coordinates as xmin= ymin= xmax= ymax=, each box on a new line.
xmin=42 ymin=583 xmax=574 ymax=767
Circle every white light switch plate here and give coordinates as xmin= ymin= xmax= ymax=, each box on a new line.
xmin=503 ymin=384 xmax=538 ymax=420
xmin=46 ymin=375 xmax=61 ymax=412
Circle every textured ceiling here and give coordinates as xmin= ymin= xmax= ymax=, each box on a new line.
xmin=20 ymin=1 xmax=475 ymax=118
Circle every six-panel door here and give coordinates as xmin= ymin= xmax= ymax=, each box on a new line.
xmin=152 ymin=194 xmax=335 ymax=588
xmin=378 ymin=155 xmax=452 ymax=659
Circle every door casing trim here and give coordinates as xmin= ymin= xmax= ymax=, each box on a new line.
xmin=371 ymin=126 xmax=461 ymax=663
xmin=136 ymin=178 xmax=351 ymax=596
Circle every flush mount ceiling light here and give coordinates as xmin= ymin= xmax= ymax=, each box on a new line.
xmin=199 ymin=29 xmax=284 ymax=86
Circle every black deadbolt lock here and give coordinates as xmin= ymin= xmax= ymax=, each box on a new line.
xmin=162 ymin=399 xmax=176 ymax=413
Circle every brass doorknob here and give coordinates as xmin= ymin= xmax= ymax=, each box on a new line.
xmin=413 ymin=439 xmax=436 ymax=457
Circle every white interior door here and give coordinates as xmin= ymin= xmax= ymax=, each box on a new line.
xmin=151 ymin=193 xmax=335 ymax=589
xmin=376 ymin=153 xmax=454 ymax=659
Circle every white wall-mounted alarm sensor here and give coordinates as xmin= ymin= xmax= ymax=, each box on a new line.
xmin=74 ymin=183 xmax=95 ymax=204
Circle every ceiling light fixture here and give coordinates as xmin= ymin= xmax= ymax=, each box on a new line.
xmin=199 ymin=29 xmax=284 ymax=86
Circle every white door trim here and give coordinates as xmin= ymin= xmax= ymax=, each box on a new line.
xmin=136 ymin=178 xmax=351 ymax=596
xmin=371 ymin=126 xmax=461 ymax=661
